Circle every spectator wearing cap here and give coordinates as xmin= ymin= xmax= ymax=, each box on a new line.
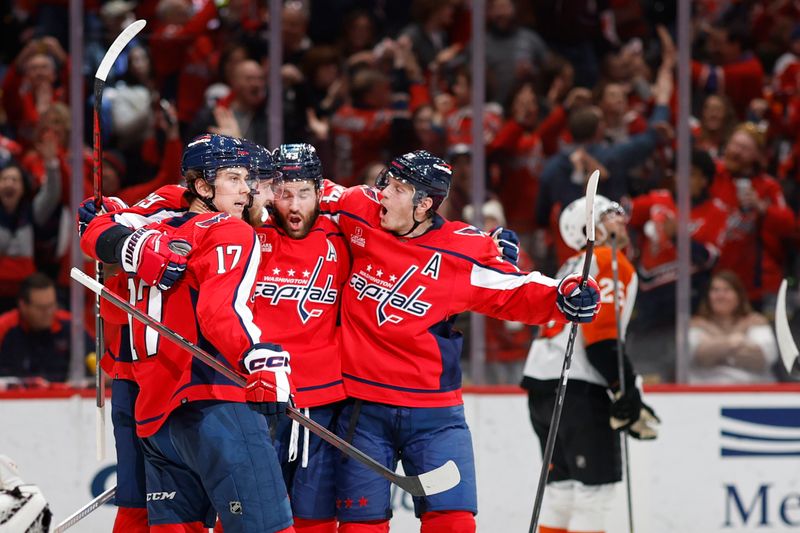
xmin=0 ymin=274 xmax=92 ymax=382
xmin=710 ymin=123 xmax=795 ymax=309
xmin=692 ymin=22 xmax=765 ymax=119
xmin=1 ymin=37 xmax=70 ymax=148
xmin=626 ymin=149 xmax=729 ymax=381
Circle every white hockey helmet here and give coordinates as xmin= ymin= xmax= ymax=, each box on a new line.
xmin=559 ymin=194 xmax=625 ymax=251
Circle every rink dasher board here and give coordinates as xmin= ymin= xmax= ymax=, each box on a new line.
xmin=2 ymin=386 xmax=800 ymax=532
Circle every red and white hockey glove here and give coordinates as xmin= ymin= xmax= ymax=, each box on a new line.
xmin=118 ymin=228 xmax=191 ymax=290
xmin=556 ymin=273 xmax=600 ymax=323
xmin=76 ymin=196 xmax=128 ymax=236
xmin=241 ymin=343 xmax=294 ymax=416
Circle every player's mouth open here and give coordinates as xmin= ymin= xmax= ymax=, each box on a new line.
xmin=288 ymin=214 xmax=303 ymax=229
xmin=380 ymin=206 xmax=388 ymax=217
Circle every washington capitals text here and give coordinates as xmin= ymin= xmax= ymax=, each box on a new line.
xmin=349 ymin=265 xmax=433 ymax=325
xmin=253 ymin=256 xmax=338 ymax=323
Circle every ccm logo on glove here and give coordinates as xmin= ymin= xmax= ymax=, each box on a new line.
xmin=245 ymin=355 xmax=289 ymax=372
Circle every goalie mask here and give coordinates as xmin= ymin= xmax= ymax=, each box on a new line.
xmin=559 ymin=194 xmax=626 ymax=251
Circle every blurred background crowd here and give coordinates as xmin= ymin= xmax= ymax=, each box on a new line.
xmin=0 ymin=0 xmax=799 ymax=387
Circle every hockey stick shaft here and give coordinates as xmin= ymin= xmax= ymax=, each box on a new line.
xmin=610 ymin=235 xmax=634 ymax=533
xmin=92 ymin=75 xmax=106 ymax=461
xmin=70 ymin=268 xmax=460 ymax=497
xmin=53 ymin=485 xmax=116 ymax=533
xmin=90 ymin=18 xmax=147 ymax=461
xmin=529 ymin=170 xmax=599 ymax=533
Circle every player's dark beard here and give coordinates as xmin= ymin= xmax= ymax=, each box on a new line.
xmin=273 ymin=205 xmax=320 ymax=239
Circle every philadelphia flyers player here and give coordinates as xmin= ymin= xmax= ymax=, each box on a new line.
xmin=319 ymin=150 xmax=601 ymax=533
xmin=81 ymin=134 xmax=294 ymax=533
xmin=521 ymin=195 xmax=660 ymax=533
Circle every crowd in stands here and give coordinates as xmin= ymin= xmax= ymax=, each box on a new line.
xmin=0 ymin=0 xmax=799 ymax=385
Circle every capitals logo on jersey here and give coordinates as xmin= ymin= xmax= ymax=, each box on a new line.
xmin=195 ymin=212 xmax=230 ymax=228
xmin=348 ymin=253 xmax=440 ymax=326
xmin=254 ymin=245 xmax=339 ymax=323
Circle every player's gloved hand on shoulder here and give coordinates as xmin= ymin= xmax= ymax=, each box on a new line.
xmin=241 ymin=343 xmax=294 ymax=416
xmin=76 ymin=196 xmax=128 ymax=236
xmin=490 ymin=226 xmax=520 ymax=265
xmin=556 ymin=273 xmax=600 ymax=323
xmin=117 ymin=228 xmax=191 ymax=290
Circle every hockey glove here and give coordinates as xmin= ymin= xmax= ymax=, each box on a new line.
xmin=609 ymin=387 xmax=643 ymax=427
xmin=490 ymin=226 xmax=520 ymax=265
xmin=611 ymin=398 xmax=660 ymax=440
xmin=117 ymin=228 xmax=191 ymax=290
xmin=77 ymin=196 xmax=128 ymax=236
xmin=241 ymin=343 xmax=294 ymax=416
xmin=556 ymin=273 xmax=600 ymax=323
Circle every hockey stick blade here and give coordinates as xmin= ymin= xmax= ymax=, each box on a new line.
xmin=71 ymin=267 xmax=462 ymax=497
xmin=286 ymin=408 xmax=459 ymax=496
xmin=53 ymin=486 xmax=116 ymax=532
xmin=95 ymin=19 xmax=146 ymax=81
xmin=775 ymin=279 xmax=800 ymax=376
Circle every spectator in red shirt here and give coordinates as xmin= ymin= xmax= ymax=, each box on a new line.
xmin=692 ymin=22 xmax=765 ymax=119
xmin=0 ymin=273 xmax=91 ymax=383
xmin=331 ymin=68 xmax=400 ymax=186
xmin=1 ymin=37 xmax=70 ymax=148
xmin=710 ymin=122 xmax=795 ymax=308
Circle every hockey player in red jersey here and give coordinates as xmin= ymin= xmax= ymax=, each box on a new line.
xmin=252 ymin=144 xmax=349 ymax=533
xmin=320 ymin=150 xmax=601 ymax=533
xmin=77 ymin=195 xmax=153 ymax=533
xmin=521 ymin=195 xmax=659 ymax=533
xmin=81 ymin=134 xmax=294 ymax=533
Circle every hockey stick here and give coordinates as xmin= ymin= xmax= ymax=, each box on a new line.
xmin=528 ymin=170 xmax=599 ymax=533
xmin=775 ymin=279 xmax=800 ymax=376
xmin=610 ymin=234 xmax=634 ymax=533
xmin=91 ymin=19 xmax=147 ymax=461
xmin=52 ymin=485 xmax=116 ymax=533
xmin=70 ymin=268 xmax=461 ymax=498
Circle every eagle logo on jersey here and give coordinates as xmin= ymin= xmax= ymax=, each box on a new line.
xmin=253 ymin=256 xmax=338 ymax=323
xmin=349 ymin=264 xmax=433 ymax=326
xmin=195 ymin=212 xmax=230 ymax=227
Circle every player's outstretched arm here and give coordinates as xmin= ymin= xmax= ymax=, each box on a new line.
xmin=457 ymin=234 xmax=601 ymax=325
